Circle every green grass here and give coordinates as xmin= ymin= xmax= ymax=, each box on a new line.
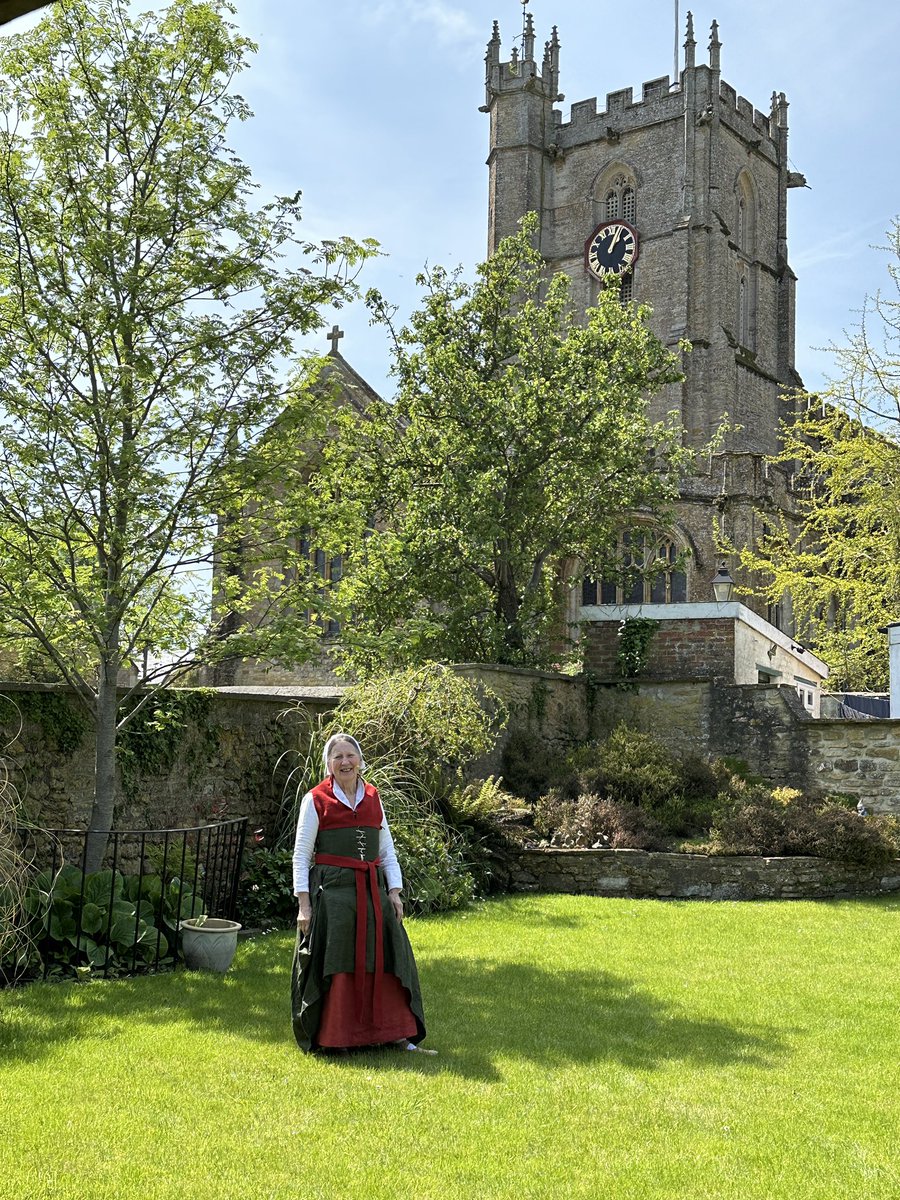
xmin=1 ymin=893 xmax=898 ymax=1200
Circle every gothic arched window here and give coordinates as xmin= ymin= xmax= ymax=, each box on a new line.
xmin=735 ymin=171 xmax=757 ymax=256
xmin=581 ymin=531 xmax=687 ymax=606
xmin=295 ymin=530 xmax=342 ymax=634
xmin=622 ymin=187 xmax=636 ymax=223
xmin=603 ymin=173 xmax=637 ymax=223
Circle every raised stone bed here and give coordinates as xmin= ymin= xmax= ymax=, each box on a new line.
xmin=508 ymin=847 xmax=900 ymax=901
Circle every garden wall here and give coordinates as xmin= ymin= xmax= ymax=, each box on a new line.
xmin=7 ymin=668 xmax=900 ymax=832
xmin=508 ymin=847 xmax=900 ymax=900
xmin=0 ymin=684 xmax=338 ymax=836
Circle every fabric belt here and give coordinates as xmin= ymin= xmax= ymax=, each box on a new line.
xmin=314 ymin=853 xmax=384 ymax=1023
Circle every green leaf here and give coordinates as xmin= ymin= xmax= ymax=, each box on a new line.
xmin=109 ymin=917 xmax=140 ymax=949
xmin=80 ymin=902 xmax=104 ymax=935
xmin=85 ymin=939 xmax=113 ymax=968
xmin=83 ymin=871 xmax=124 ymax=906
xmin=48 ymin=901 xmax=77 ymax=942
xmin=51 ymin=865 xmax=85 ymax=902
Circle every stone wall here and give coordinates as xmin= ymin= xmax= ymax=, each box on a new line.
xmin=454 ymin=664 xmax=589 ymax=774
xmin=508 ymin=847 xmax=900 ymax=900
xmin=807 ymin=719 xmax=900 ymax=812
xmin=0 ymin=685 xmax=338 ymax=836
xmin=6 ymin=669 xmax=900 ymax=833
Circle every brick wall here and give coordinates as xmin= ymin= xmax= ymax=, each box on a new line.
xmin=584 ymin=617 xmax=736 ymax=680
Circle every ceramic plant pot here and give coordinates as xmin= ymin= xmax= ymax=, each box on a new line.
xmin=180 ymin=917 xmax=242 ymax=973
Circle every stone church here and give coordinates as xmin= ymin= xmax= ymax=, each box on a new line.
xmin=216 ymin=10 xmax=821 ymax=691
xmin=481 ymin=12 xmax=806 ymax=629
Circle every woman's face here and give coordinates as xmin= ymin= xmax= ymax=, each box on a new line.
xmin=327 ymin=740 xmax=361 ymax=790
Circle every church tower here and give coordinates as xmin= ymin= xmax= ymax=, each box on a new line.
xmin=483 ymin=12 xmax=807 ymax=623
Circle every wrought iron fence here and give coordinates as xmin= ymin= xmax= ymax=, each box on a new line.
xmin=2 ymin=817 xmax=248 ymax=986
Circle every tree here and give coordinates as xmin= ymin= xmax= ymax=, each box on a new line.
xmin=0 ymin=0 xmax=373 ymax=865
xmin=319 ymin=215 xmax=691 ymax=673
xmin=737 ymin=219 xmax=900 ymax=691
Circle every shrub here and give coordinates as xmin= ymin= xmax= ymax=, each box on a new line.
xmin=534 ymin=788 xmax=666 ymax=851
xmin=389 ymin=818 xmax=475 ymax=915
xmin=708 ymin=791 xmax=900 ymax=865
xmin=553 ymin=727 xmax=722 ymax=837
xmin=336 ymin=663 xmax=506 ymax=789
xmin=237 ymin=848 xmax=296 ymax=930
xmin=807 ymin=806 xmax=899 ymax=866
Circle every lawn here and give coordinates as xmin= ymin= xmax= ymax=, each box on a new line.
xmin=0 ymin=893 xmax=898 ymax=1200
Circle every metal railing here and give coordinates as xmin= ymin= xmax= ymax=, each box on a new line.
xmin=3 ymin=817 xmax=248 ymax=986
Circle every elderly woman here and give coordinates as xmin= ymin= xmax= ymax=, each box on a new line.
xmin=290 ymin=733 xmax=433 ymax=1054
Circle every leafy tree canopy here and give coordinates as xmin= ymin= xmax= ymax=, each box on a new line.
xmin=319 ymin=214 xmax=694 ymax=673
xmin=0 ymin=0 xmax=375 ymax=856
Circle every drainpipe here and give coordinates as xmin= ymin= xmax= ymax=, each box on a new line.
xmin=888 ymin=623 xmax=900 ymax=718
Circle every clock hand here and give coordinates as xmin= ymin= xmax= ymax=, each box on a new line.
xmin=607 ymin=225 xmax=623 ymax=252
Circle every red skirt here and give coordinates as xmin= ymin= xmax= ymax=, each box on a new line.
xmin=316 ymin=970 xmax=418 ymax=1048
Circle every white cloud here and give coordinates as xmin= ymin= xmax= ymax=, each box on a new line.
xmin=366 ymin=0 xmax=481 ymax=51
xmin=792 ymin=223 xmax=886 ymax=272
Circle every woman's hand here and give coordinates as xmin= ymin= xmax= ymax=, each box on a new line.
xmin=296 ymin=892 xmax=312 ymax=936
xmin=389 ymin=888 xmax=403 ymax=923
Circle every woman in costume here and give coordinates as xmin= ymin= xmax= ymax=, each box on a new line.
xmin=290 ymin=733 xmax=434 ymax=1054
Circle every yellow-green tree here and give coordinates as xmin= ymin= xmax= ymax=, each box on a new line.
xmin=738 ymin=219 xmax=900 ymax=691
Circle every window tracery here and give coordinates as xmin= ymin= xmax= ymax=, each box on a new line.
xmin=603 ymin=173 xmax=637 ymax=222
xmin=581 ymin=531 xmax=687 ymax=606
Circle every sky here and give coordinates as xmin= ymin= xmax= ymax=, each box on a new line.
xmin=10 ymin=0 xmax=900 ymax=398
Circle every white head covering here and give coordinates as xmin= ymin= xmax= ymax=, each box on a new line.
xmin=322 ymin=732 xmax=367 ymax=777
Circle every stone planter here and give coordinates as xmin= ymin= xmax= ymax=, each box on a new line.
xmin=180 ymin=917 xmax=242 ymax=973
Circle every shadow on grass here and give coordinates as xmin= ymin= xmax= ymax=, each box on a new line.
xmin=399 ymin=952 xmax=785 ymax=1080
xmin=0 ymin=932 xmax=786 ymax=1080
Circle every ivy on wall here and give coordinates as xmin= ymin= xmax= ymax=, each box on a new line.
xmin=528 ymin=678 xmax=549 ymax=725
xmin=1 ymin=691 xmax=90 ymax=757
xmin=117 ymin=689 xmax=219 ymax=802
xmin=616 ymin=617 xmax=660 ymax=680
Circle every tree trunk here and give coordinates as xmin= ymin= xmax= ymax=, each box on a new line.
xmin=495 ymin=555 xmax=525 ymax=657
xmin=84 ymin=664 xmax=118 ymax=873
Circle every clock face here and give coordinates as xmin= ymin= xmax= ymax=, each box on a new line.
xmin=585 ymin=219 xmax=639 ymax=280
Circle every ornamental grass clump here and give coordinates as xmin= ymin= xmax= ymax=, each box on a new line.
xmin=0 ymin=765 xmax=31 ymax=983
xmin=264 ymin=665 xmax=508 ymax=921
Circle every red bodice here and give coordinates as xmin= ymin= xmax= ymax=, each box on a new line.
xmin=311 ymin=778 xmax=383 ymax=830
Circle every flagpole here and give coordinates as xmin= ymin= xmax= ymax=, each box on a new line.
xmin=674 ymin=0 xmax=679 ymax=83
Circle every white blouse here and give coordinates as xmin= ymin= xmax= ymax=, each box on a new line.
xmin=291 ymin=778 xmax=403 ymax=894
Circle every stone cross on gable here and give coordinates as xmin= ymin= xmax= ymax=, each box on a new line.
xmin=328 ymin=324 xmax=344 ymax=354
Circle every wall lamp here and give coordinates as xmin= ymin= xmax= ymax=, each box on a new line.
xmin=711 ymin=562 xmax=734 ymax=603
